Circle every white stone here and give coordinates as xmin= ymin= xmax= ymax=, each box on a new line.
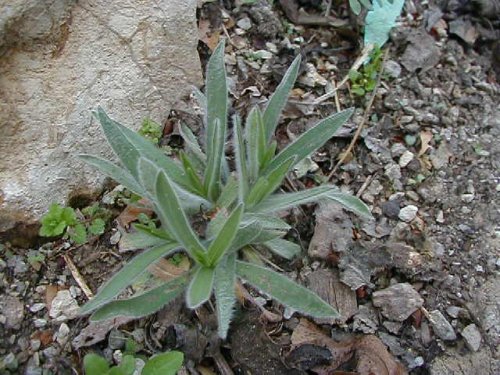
xmin=398 ymin=205 xmax=418 ymax=222
xmin=0 ymin=0 xmax=202 ymax=232
xmin=55 ymin=322 xmax=70 ymax=345
xmin=399 ymin=150 xmax=414 ymax=168
xmin=29 ymin=303 xmax=46 ymax=313
xmin=236 ymin=17 xmax=252 ymax=30
xmin=49 ymin=290 xmax=79 ymax=320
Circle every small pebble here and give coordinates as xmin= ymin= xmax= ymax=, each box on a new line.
xmin=109 ymin=230 xmax=121 ymax=245
xmin=29 ymin=303 xmax=46 ymax=313
xmin=461 ymin=324 xmax=482 ymax=351
xmin=3 ymin=352 xmax=18 ymax=370
xmin=33 ymin=318 xmax=47 ymax=328
xmin=236 ymin=17 xmax=252 ymax=30
xmin=385 ymin=60 xmax=402 ymax=78
xmin=399 ymin=150 xmax=414 ymax=167
xmin=404 ymin=134 xmax=417 ymax=146
xmin=398 ymin=205 xmax=418 ymax=222
xmin=429 ymin=310 xmax=456 ymax=341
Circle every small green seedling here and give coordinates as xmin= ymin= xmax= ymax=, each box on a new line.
xmin=39 ymin=203 xmax=108 ymax=245
xmin=83 ymin=351 xmax=184 ymax=375
xmin=349 ymin=46 xmax=383 ymax=96
xmin=138 ymin=118 xmax=163 ymax=144
xmin=79 ymin=40 xmax=372 ymax=339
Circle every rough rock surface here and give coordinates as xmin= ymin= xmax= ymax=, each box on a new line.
xmin=372 ymin=283 xmax=424 ymax=322
xmin=0 ymin=0 xmax=202 ymax=232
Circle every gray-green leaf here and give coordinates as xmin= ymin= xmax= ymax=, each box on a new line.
xmin=186 ymin=266 xmax=215 ymax=308
xmin=263 ymin=55 xmax=301 ymax=141
xmin=326 ymin=192 xmax=373 ymax=219
xmin=263 ymin=238 xmax=301 ymax=260
xmin=90 ymin=275 xmax=187 ymax=321
xmin=78 ymin=155 xmax=146 ymax=197
xmin=207 ymin=204 xmax=244 ymax=266
xmin=214 ymin=254 xmax=236 ymax=339
xmin=80 ymin=243 xmax=180 ymax=315
xmin=264 ymin=108 xmax=354 ymax=174
xmin=236 ymin=261 xmax=339 ymax=318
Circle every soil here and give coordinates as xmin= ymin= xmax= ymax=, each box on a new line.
xmin=1 ymin=0 xmax=499 ymax=374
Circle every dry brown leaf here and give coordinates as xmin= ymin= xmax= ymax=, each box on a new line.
xmin=72 ymin=317 xmax=133 ymax=349
xmin=116 ymin=200 xmax=154 ymax=228
xmin=288 ymin=319 xmax=408 ymax=374
xmin=198 ymin=18 xmax=220 ymax=51
xmin=418 ymin=130 xmax=433 ymax=157
xmin=356 ymin=335 xmax=408 ymax=375
xmin=45 ymin=285 xmax=60 ymax=310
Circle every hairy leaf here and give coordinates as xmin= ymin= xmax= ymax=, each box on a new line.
xmin=264 ymin=108 xmax=354 ymax=173
xmin=186 ymin=266 xmax=215 ymax=308
xmin=245 ymin=156 xmax=295 ymax=208
xmin=214 ymin=254 xmax=236 ymax=339
xmin=94 ymin=107 xmax=189 ymax=189
xmin=263 ymin=238 xmax=301 ymax=260
xmin=178 ymin=123 xmax=206 ymax=169
xmin=233 ymin=114 xmax=248 ymax=202
xmin=263 ymin=55 xmax=301 ymax=141
xmin=326 ymin=192 xmax=373 ymax=219
xmin=249 ymin=185 xmax=337 ymax=213
xmin=245 ymin=106 xmax=267 ymax=181
xmin=204 ymin=119 xmax=224 ymax=201
xmin=207 ymin=204 xmax=244 ymax=266
xmin=155 ymin=171 xmax=208 ymax=265
xmin=90 ymin=275 xmax=187 ymax=321
xmin=119 ymin=228 xmax=171 ymax=252
xmin=216 ymin=175 xmax=239 ymax=209
xmin=80 ymin=243 xmax=180 ymax=315
xmin=79 ymin=155 xmax=146 ymax=197
xmin=205 ymin=41 xmax=228 ymax=156
xmin=236 ymin=261 xmax=339 ymax=318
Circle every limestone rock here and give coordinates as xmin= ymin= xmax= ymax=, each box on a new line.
xmin=0 ymin=0 xmax=202 ymax=233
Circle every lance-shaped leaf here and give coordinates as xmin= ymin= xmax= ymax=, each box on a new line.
xmin=207 ymin=204 xmax=244 ymax=266
xmin=227 ymin=220 xmax=264 ymax=254
xmin=245 ymin=156 xmax=295 ymax=208
xmin=79 ymin=155 xmax=146 ymax=197
xmin=241 ymin=214 xmax=291 ymax=232
xmin=79 ymin=242 xmax=180 ymax=315
xmin=180 ymin=151 xmax=205 ymax=196
xmin=178 ymin=123 xmax=206 ymax=169
xmin=90 ymin=274 xmax=188 ymax=321
xmin=118 ymin=229 xmax=171 ymax=252
xmin=264 ymin=108 xmax=354 ymax=173
xmin=326 ymin=192 xmax=373 ymax=219
xmin=233 ymin=114 xmax=248 ymax=202
xmin=236 ymin=261 xmax=339 ymax=318
xmin=216 ymin=175 xmax=238 ymax=209
xmin=155 ymin=171 xmax=208 ymax=265
xmin=204 ymin=119 xmax=224 ymax=201
xmin=139 ymin=158 xmax=211 ymax=215
xmin=263 ymin=238 xmax=301 ymax=260
xmin=94 ymin=107 xmax=189 ymax=189
xmin=214 ymin=254 xmax=236 ymax=339
xmin=205 ymin=41 xmax=227 ymax=155
xmin=249 ymin=185 xmax=337 ymax=213
xmin=186 ymin=266 xmax=215 ymax=308
xmin=192 ymin=86 xmax=207 ymax=116
xmin=263 ymin=55 xmax=301 ymax=141
xmin=245 ymin=107 xmax=267 ymax=181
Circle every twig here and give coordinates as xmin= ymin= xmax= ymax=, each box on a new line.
xmin=332 ymin=78 xmax=341 ymax=113
xmin=63 ymin=254 xmax=94 ymax=299
xmin=328 ymin=48 xmax=390 ymax=180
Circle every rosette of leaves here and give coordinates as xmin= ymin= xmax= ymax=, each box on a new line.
xmin=78 ymin=40 xmax=371 ymax=339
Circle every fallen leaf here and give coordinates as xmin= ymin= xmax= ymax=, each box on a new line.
xmin=418 ymin=130 xmax=433 ymax=157
xmin=72 ymin=317 xmax=134 ymax=349
xmin=198 ymin=18 xmax=220 ymax=51
xmin=116 ymin=200 xmax=154 ymax=228
xmin=355 ymin=335 xmax=408 ymax=375
xmin=45 ymin=285 xmax=60 ymax=310
xmin=306 ymin=269 xmax=357 ymax=325
xmin=287 ymin=319 xmax=408 ymax=374
xmin=32 ymin=329 xmax=54 ymax=347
